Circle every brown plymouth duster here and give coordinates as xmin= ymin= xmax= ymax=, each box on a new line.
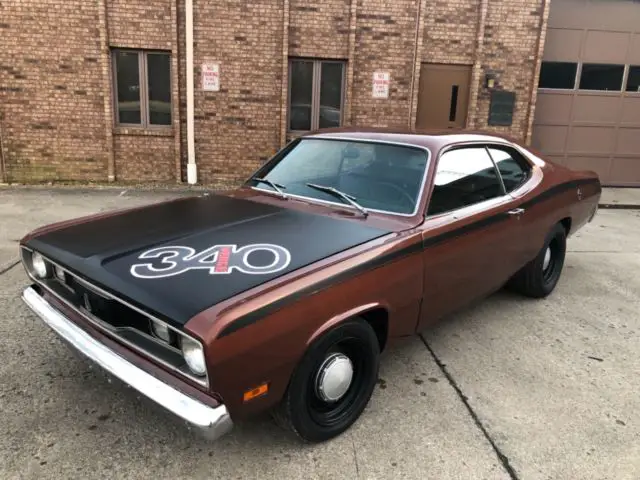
xmin=19 ymin=128 xmax=600 ymax=442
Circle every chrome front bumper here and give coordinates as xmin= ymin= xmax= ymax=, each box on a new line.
xmin=22 ymin=286 xmax=233 ymax=441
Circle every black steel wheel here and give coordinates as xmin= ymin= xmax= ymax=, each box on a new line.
xmin=273 ymin=319 xmax=380 ymax=442
xmin=507 ymin=222 xmax=567 ymax=298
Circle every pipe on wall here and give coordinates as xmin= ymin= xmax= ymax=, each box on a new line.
xmin=186 ymin=0 xmax=197 ymax=184
xmin=0 ymin=115 xmax=6 ymax=183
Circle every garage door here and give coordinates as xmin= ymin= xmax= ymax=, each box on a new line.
xmin=532 ymin=0 xmax=640 ymax=186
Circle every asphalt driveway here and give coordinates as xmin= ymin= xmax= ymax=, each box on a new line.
xmin=0 ymin=187 xmax=638 ymax=479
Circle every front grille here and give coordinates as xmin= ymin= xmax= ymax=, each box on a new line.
xmin=51 ymin=275 xmax=154 ymax=334
xmin=22 ymin=248 xmax=208 ymax=388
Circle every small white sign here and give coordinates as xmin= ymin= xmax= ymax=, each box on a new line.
xmin=372 ymin=71 xmax=390 ymax=99
xmin=202 ymin=63 xmax=220 ymax=92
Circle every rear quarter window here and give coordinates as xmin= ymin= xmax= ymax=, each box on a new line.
xmin=487 ymin=146 xmax=532 ymax=192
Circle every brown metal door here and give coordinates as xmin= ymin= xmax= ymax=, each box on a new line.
xmin=416 ymin=64 xmax=471 ymax=130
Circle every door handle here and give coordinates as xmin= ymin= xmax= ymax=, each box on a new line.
xmin=507 ymin=208 xmax=525 ymax=215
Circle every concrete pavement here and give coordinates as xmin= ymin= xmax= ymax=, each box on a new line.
xmin=0 ymin=187 xmax=638 ymax=479
xmin=599 ymin=188 xmax=640 ymax=209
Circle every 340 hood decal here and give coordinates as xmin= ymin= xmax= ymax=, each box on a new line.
xmin=131 ymin=244 xmax=292 ymax=279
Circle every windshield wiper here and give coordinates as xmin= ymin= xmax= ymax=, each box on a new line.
xmin=252 ymin=177 xmax=288 ymax=199
xmin=306 ymin=183 xmax=369 ymax=217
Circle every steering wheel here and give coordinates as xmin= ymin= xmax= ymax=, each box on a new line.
xmin=370 ymin=180 xmax=415 ymax=210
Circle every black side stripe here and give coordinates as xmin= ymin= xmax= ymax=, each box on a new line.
xmin=218 ymin=178 xmax=600 ymax=338
xmin=219 ymin=240 xmax=424 ymax=338
xmin=519 ymin=178 xmax=600 ymax=211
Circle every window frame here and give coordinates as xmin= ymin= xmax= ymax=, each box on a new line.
xmin=246 ymin=136 xmax=432 ymax=218
xmin=538 ymin=61 xmax=579 ymax=90
xmin=578 ymin=62 xmax=626 ymax=92
xmin=287 ymin=58 xmax=346 ymax=134
xmin=485 ymin=144 xmax=533 ymax=194
xmin=537 ymin=61 xmax=640 ymax=94
xmin=626 ymin=65 xmax=640 ymax=93
xmin=426 ymin=141 xmax=536 ymax=218
xmin=111 ymin=48 xmax=172 ymax=129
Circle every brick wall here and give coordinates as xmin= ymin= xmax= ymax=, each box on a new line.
xmin=1 ymin=0 xmax=548 ymax=185
xmin=187 ymin=0 xmax=285 ymax=185
xmin=474 ymin=0 xmax=547 ymax=139
xmin=107 ymin=0 xmax=179 ymax=183
xmin=289 ymin=0 xmax=351 ymax=59
xmin=114 ymin=134 xmax=175 ymax=181
xmin=107 ymin=0 xmax=173 ymax=49
xmin=0 ymin=0 xmax=108 ymax=182
xmin=422 ymin=0 xmax=479 ymax=64
xmin=349 ymin=0 xmax=420 ymax=128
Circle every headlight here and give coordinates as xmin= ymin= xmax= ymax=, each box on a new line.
xmin=181 ymin=337 xmax=206 ymax=377
xmin=150 ymin=319 xmax=172 ymax=343
xmin=31 ymin=252 xmax=50 ymax=279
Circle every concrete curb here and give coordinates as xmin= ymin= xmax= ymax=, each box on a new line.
xmin=598 ymin=203 xmax=640 ymax=210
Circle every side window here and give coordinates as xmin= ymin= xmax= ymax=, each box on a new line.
xmin=487 ymin=147 xmax=531 ymax=192
xmin=427 ymin=147 xmax=504 ymax=216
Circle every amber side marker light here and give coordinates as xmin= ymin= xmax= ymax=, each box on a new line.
xmin=243 ymin=383 xmax=269 ymax=402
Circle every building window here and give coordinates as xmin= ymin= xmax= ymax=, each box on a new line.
xmin=288 ymin=59 xmax=345 ymax=132
xmin=626 ymin=66 xmax=640 ymax=93
xmin=538 ymin=62 xmax=577 ymax=89
xmin=112 ymin=49 xmax=172 ymax=127
xmin=579 ymin=63 xmax=625 ymax=91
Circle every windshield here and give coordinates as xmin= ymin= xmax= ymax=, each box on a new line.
xmin=246 ymin=138 xmax=429 ymax=215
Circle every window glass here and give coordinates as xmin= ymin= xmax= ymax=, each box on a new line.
xmin=579 ymin=64 xmax=624 ymax=91
xmin=249 ymin=139 xmax=428 ymax=215
xmin=319 ymin=62 xmax=343 ymax=128
xmin=487 ymin=147 xmax=530 ymax=192
xmin=288 ymin=59 xmax=346 ymax=132
xmin=289 ymin=61 xmax=314 ymax=131
xmin=147 ymin=53 xmax=172 ymax=125
xmin=427 ymin=147 xmax=503 ymax=216
xmin=626 ymin=66 xmax=640 ymax=93
xmin=115 ymin=51 xmax=141 ymax=124
xmin=539 ymin=62 xmax=577 ymax=89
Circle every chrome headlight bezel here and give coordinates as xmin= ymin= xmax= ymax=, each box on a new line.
xmin=29 ymin=251 xmax=52 ymax=279
xmin=180 ymin=336 xmax=207 ymax=377
xmin=150 ymin=318 xmax=173 ymax=343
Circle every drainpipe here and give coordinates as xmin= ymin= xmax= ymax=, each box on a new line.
xmin=0 ymin=115 xmax=6 ymax=183
xmin=185 ymin=0 xmax=197 ymax=184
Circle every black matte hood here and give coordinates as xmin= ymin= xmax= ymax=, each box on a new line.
xmin=26 ymin=194 xmax=391 ymax=326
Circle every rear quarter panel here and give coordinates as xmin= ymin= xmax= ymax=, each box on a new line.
xmin=512 ymin=148 xmax=601 ymax=261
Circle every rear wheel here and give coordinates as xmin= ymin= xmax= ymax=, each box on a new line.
xmin=508 ymin=222 xmax=567 ymax=298
xmin=273 ymin=319 xmax=380 ymax=442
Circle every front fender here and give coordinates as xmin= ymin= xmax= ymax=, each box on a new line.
xmin=305 ymin=302 xmax=390 ymax=348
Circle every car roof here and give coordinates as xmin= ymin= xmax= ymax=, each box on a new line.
xmin=302 ymin=126 xmax=518 ymax=151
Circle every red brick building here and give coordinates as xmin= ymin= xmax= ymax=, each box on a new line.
xmin=1 ymin=0 xmax=639 ymax=186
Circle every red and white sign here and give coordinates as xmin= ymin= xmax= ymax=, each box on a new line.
xmin=372 ymin=71 xmax=390 ymax=99
xmin=202 ymin=63 xmax=220 ymax=92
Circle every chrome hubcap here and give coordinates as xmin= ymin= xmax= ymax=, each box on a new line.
xmin=315 ymin=353 xmax=354 ymax=402
xmin=543 ymin=247 xmax=552 ymax=271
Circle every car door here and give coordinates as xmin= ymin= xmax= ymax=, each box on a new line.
xmin=485 ymin=144 xmax=540 ymax=267
xmin=417 ymin=145 xmax=529 ymax=330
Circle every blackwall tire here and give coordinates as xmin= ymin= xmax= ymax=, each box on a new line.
xmin=508 ymin=222 xmax=567 ymax=298
xmin=273 ymin=319 xmax=380 ymax=443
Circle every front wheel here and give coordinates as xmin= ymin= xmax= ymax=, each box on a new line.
xmin=273 ymin=319 xmax=380 ymax=442
xmin=507 ymin=222 xmax=567 ymax=298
